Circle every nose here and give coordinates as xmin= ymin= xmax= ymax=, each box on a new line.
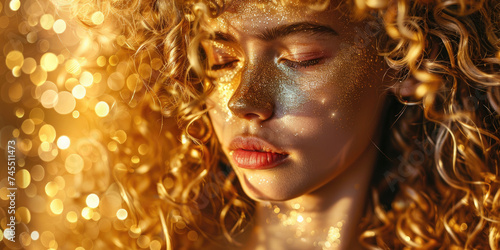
xmin=228 ymin=65 xmax=275 ymax=121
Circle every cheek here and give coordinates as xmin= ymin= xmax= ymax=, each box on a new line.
xmin=289 ymin=44 xmax=386 ymax=126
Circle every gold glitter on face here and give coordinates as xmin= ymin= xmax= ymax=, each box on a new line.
xmin=206 ymin=0 xmax=389 ymax=201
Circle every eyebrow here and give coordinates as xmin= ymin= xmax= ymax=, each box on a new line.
xmin=213 ymin=22 xmax=338 ymax=42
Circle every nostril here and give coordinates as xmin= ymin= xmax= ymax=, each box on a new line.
xmin=228 ymin=94 xmax=274 ymax=121
xmin=244 ymin=113 xmax=262 ymax=120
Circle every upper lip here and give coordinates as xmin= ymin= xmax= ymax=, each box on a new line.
xmin=228 ymin=135 xmax=288 ymax=155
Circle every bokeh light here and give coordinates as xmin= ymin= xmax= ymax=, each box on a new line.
xmin=72 ymin=85 xmax=86 ymax=99
xmin=40 ymin=53 xmax=58 ymax=72
xmin=95 ymin=101 xmax=110 ymax=117
xmin=65 ymin=154 xmax=84 ymax=174
xmin=9 ymin=0 xmax=20 ymax=11
xmin=53 ymin=19 xmax=66 ymax=34
xmin=86 ymin=194 xmax=100 ymax=208
xmin=56 ymin=135 xmax=70 ymax=149
xmin=116 ymin=209 xmax=128 ymax=220
xmin=91 ymin=11 xmax=104 ymax=25
xmin=50 ymin=199 xmax=64 ymax=215
xmin=0 ymin=0 xmax=163 ymax=248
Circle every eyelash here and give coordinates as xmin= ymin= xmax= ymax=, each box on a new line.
xmin=281 ymin=58 xmax=322 ymax=69
xmin=209 ymin=57 xmax=322 ymax=71
xmin=211 ymin=60 xmax=238 ymax=70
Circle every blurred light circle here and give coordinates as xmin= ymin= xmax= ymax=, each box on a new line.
xmin=31 ymin=231 xmax=39 ymax=241
xmin=57 ymin=135 xmax=70 ymax=149
xmin=72 ymin=85 xmax=86 ymax=99
xmin=52 ymin=19 xmax=66 ymax=34
xmin=40 ymin=53 xmax=58 ymax=72
xmin=9 ymin=0 xmax=20 ymax=11
xmin=86 ymin=194 xmax=100 ymax=208
xmin=79 ymin=71 xmax=93 ymax=87
xmin=30 ymin=66 xmax=47 ymax=86
xmin=65 ymin=154 xmax=84 ymax=174
xmin=8 ymin=83 xmax=23 ymax=102
xmin=50 ymin=199 xmax=63 ymax=214
xmin=40 ymin=90 xmax=58 ymax=108
xmin=16 ymin=169 xmax=31 ymax=188
xmin=6 ymin=50 xmax=23 ymax=70
xmin=21 ymin=57 xmax=37 ymax=74
xmin=107 ymin=72 xmax=125 ymax=91
xmin=95 ymin=101 xmax=109 ymax=117
xmin=91 ymin=11 xmax=104 ymax=25
xmin=116 ymin=209 xmax=128 ymax=220
xmin=65 ymin=59 xmax=81 ymax=75
xmin=38 ymin=124 xmax=56 ymax=142
xmin=54 ymin=91 xmax=76 ymax=114
xmin=40 ymin=14 xmax=54 ymax=30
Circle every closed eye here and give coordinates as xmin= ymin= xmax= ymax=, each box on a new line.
xmin=211 ymin=60 xmax=239 ymax=71
xmin=281 ymin=58 xmax=323 ymax=69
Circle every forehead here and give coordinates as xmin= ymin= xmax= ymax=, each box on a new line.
xmin=210 ymin=0 xmax=350 ymax=34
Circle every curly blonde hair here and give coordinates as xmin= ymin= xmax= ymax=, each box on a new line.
xmin=68 ymin=0 xmax=500 ymax=248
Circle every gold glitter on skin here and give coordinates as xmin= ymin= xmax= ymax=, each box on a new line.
xmin=205 ymin=0 xmax=390 ymax=249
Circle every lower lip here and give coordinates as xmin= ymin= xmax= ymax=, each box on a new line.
xmin=231 ymin=149 xmax=288 ymax=169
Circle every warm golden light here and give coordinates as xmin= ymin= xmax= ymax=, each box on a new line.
xmin=31 ymin=165 xmax=45 ymax=181
xmin=66 ymin=211 xmax=78 ymax=223
xmin=40 ymin=90 xmax=58 ymax=108
xmin=108 ymin=55 xmax=119 ymax=66
xmin=45 ymin=181 xmax=58 ymax=197
xmin=9 ymin=0 xmax=20 ymax=11
xmin=30 ymin=66 xmax=48 ymax=85
xmin=72 ymin=85 xmax=86 ymax=99
xmin=40 ymin=14 xmax=55 ymax=30
xmin=65 ymin=154 xmax=84 ymax=174
xmin=81 ymin=207 xmax=94 ymax=220
xmin=16 ymin=169 xmax=31 ymax=188
xmin=31 ymin=231 xmax=39 ymax=241
xmin=54 ymin=91 xmax=76 ymax=114
xmin=52 ymin=19 xmax=66 ymax=34
xmin=39 ymin=124 xmax=56 ymax=142
xmin=22 ymin=57 xmax=37 ymax=74
xmin=107 ymin=72 xmax=125 ymax=91
xmin=57 ymin=135 xmax=70 ymax=149
xmin=16 ymin=207 xmax=31 ymax=224
xmin=116 ymin=209 xmax=128 ymax=220
xmin=95 ymin=101 xmax=110 ymax=117
xmin=40 ymin=52 xmax=58 ymax=72
xmin=86 ymin=194 xmax=100 ymax=208
xmin=21 ymin=119 xmax=35 ymax=134
xmin=6 ymin=50 xmax=23 ymax=70
xmin=50 ymin=199 xmax=64 ymax=214
xmin=91 ymin=11 xmax=104 ymax=25
xmin=79 ymin=71 xmax=93 ymax=87
xmin=15 ymin=108 xmax=25 ymax=118
xmin=65 ymin=59 xmax=81 ymax=75
xmin=96 ymin=56 xmax=106 ymax=67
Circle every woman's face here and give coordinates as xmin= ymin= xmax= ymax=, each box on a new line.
xmin=204 ymin=0 xmax=389 ymax=201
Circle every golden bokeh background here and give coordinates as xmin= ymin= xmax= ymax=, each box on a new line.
xmin=0 ymin=0 xmax=166 ymax=249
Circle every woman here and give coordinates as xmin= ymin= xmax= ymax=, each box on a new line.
xmin=74 ymin=0 xmax=500 ymax=248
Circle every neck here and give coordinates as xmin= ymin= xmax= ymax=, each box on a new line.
xmin=244 ymin=144 xmax=378 ymax=250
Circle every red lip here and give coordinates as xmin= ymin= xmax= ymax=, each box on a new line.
xmin=229 ymin=136 xmax=289 ymax=170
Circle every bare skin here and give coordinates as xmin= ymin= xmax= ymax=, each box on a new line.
xmin=204 ymin=1 xmax=389 ymax=248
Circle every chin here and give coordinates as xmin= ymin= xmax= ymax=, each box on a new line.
xmin=238 ymin=174 xmax=307 ymax=202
